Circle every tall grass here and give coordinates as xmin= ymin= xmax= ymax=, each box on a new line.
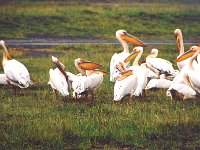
xmin=0 ymin=2 xmax=200 ymax=40
xmin=0 ymin=44 xmax=199 ymax=149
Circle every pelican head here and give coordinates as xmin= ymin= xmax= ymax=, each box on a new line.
xmin=174 ymin=29 xmax=184 ymax=54
xmin=142 ymin=48 xmax=158 ymax=63
xmin=75 ymin=58 xmax=101 ymax=70
xmin=149 ymin=48 xmax=158 ymax=58
xmin=174 ymin=29 xmax=182 ymax=37
xmin=124 ymin=46 xmax=143 ymax=63
xmin=52 ymin=56 xmax=58 ymax=63
xmin=52 ymin=56 xmax=65 ymax=70
xmin=176 ymin=46 xmax=200 ymax=62
xmin=116 ymin=30 xmax=145 ymax=46
xmin=0 ymin=40 xmax=5 ymax=46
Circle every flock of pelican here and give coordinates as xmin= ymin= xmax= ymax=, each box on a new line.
xmin=0 ymin=28 xmax=200 ymax=104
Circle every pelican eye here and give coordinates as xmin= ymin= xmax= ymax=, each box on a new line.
xmin=123 ymin=31 xmax=127 ymax=35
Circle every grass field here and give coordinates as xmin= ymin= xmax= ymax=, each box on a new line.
xmin=0 ymin=44 xmax=200 ymax=149
xmin=0 ymin=1 xmax=200 ymax=149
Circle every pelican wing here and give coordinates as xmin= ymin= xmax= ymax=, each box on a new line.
xmin=145 ymin=78 xmax=172 ymax=90
xmin=188 ymin=70 xmax=200 ymax=93
xmin=114 ymin=75 xmax=137 ymax=101
xmin=83 ymin=73 xmax=104 ymax=91
xmin=49 ymin=68 xmax=69 ymax=96
xmin=167 ymin=83 xmax=196 ymax=100
xmin=68 ymin=73 xmax=103 ymax=96
xmin=3 ymin=59 xmax=32 ymax=88
xmin=147 ymin=58 xmax=174 ymax=74
xmin=133 ymin=66 xmax=148 ymax=96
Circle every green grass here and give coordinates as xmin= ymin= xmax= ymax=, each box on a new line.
xmin=0 ymin=1 xmax=200 ymax=149
xmin=0 ymin=44 xmax=200 ymax=149
xmin=0 ymin=1 xmax=200 ymax=40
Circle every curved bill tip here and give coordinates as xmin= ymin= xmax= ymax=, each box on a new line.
xmin=79 ymin=61 xmax=101 ymax=70
xmin=124 ymin=51 xmax=140 ymax=63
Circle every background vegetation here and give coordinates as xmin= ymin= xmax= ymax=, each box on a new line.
xmin=0 ymin=1 xmax=200 ymax=40
xmin=0 ymin=1 xmax=199 ymax=149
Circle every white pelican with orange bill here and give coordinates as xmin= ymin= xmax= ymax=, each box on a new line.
xmin=113 ymin=48 xmax=147 ymax=104
xmin=0 ymin=40 xmax=33 ymax=95
xmin=124 ymin=46 xmax=158 ymax=79
xmin=174 ymin=29 xmax=198 ymax=70
xmin=176 ymin=46 xmax=200 ymax=93
xmin=166 ymin=69 xmax=196 ymax=100
xmin=66 ymin=58 xmax=106 ymax=104
xmin=74 ymin=58 xmax=102 ymax=76
xmin=110 ymin=30 xmax=145 ymax=82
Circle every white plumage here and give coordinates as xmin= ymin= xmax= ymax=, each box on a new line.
xmin=48 ymin=68 xmax=69 ymax=97
xmin=0 ymin=74 xmax=8 ymax=85
xmin=48 ymin=56 xmax=69 ymax=97
xmin=177 ymin=46 xmax=200 ymax=93
xmin=114 ymin=74 xmax=137 ymax=101
xmin=65 ymin=58 xmax=105 ymax=102
xmin=113 ymin=47 xmax=147 ymax=101
xmin=167 ymin=46 xmax=200 ymax=100
xmin=3 ymin=59 xmax=32 ymax=88
xmin=110 ymin=30 xmax=145 ymax=82
xmin=174 ymin=29 xmax=198 ymax=70
xmin=66 ymin=72 xmax=103 ymax=98
xmin=110 ymin=52 xmax=130 ymax=82
xmin=0 ymin=40 xmax=32 ymax=88
xmin=145 ymin=78 xmax=172 ymax=90
xmin=166 ymin=83 xmax=196 ymax=100
xmin=146 ymin=49 xmax=174 ymax=76
xmin=133 ymin=66 xmax=148 ymax=96
xmin=166 ymin=67 xmax=192 ymax=100
xmin=114 ymin=66 xmax=147 ymax=101
xmin=143 ymin=64 xmax=159 ymax=79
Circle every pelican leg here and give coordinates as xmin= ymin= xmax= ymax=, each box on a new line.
xmin=128 ymin=95 xmax=132 ymax=106
xmin=13 ymin=85 xmax=17 ymax=97
xmin=64 ymin=96 xmax=67 ymax=102
xmin=52 ymin=89 xmax=57 ymax=101
xmin=74 ymin=92 xmax=79 ymax=102
xmin=90 ymin=91 xmax=94 ymax=105
xmin=85 ymin=92 xmax=88 ymax=104
xmin=140 ymin=89 xmax=146 ymax=99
